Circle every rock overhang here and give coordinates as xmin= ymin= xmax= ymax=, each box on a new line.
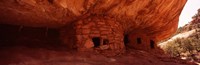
xmin=0 ymin=0 xmax=187 ymax=54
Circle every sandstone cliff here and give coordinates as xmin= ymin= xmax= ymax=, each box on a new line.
xmin=0 ymin=0 xmax=186 ymax=41
xmin=0 ymin=0 xmax=193 ymax=65
xmin=0 ymin=0 xmax=187 ymax=55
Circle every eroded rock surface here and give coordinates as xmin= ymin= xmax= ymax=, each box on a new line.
xmin=0 ymin=0 xmax=187 ymax=55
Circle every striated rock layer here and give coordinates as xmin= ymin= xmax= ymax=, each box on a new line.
xmin=0 ymin=0 xmax=187 ymax=55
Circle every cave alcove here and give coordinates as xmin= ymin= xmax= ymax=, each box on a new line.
xmin=0 ymin=24 xmax=63 ymax=50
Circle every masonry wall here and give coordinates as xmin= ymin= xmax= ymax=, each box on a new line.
xmin=60 ymin=17 xmax=163 ymax=55
xmin=127 ymin=32 xmax=160 ymax=51
xmin=74 ymin=17 xmax=125 ymax=55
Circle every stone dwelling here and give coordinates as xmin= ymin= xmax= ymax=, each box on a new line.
xmin=0 ymin=0 xmax=187 ymax=56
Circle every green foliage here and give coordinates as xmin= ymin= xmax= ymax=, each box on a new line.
xmin=163 ymin=32 xmax=200 ymax=58
xmin=192 ymin=8 xmax=200 ymax=19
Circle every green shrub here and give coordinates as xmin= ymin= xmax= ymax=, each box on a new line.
xmin=163 ymin=33 xmax=200 ymax=58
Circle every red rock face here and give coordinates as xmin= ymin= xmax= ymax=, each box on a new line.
xmin=0 ymin=0 xmax=187 ymax=55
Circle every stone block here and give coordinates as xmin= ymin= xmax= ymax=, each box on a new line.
xmin=99 ymin=27 xmax=108 ymax=31
xmin=110 ymin=25 xmax=116 ymax=28
xmin=101 ymin=35 xmax=107 ymax=39
xmin=82 ymin=29 xmax=90 ymax=34
xmin=84 ymin=39 xmax=94 ymax=49
xmin=100 ymin=45 xmax=109 ymax=50
xmin=89 ymin=22 xmax=95 ymax=26
xmin=76 ymin=21 xmax=83 ymax=25
xmin=90 ymin=34 xmax=100 ymax=37
xmin=97 ymin=21 xmax=105 ymax=25
xmin=102 ymin=26 xmax=110 ymax=28
xmin=101 ymin=31 xmax=110 ymax=34
xmin=83 ymin=20 xmax=89 ymax=24
xmin=91 ymin=30 xmax=100 ymax=34
xmin=82 ymin=25 xmax=90 ymax=28
xmin=114 ymin=37 xmax=121 ymax=40
xmin=108 ymin=38 xmax=114 ymax=41
xmin=76 ymin=35 xmax=83 ymax=43
xmin=107 ymin=21 xmax=116 ymax=26
xmin=91 ymin=27 xmax=97 ymax=30
xmin=97 ymin=25 xmax=102 ymax=27
xmin=109 ymin=44 xmax=115 ymax=50
xmin=87 ymin=18 xmax=92 ymax=21
xmin=76 ymin=29 xmax=82 ymax=34
xmin=82 ymin=35 xmax=89 ymax=39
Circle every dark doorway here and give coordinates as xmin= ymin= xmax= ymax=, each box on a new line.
xmin=137 ymin=38 xmax=142 ymax=44
xmin=150 ymin=40 xmax=155 ymax=49
xmin=92 ymin=37 xmax=101 ymax=47
xmin=124 ymin=34 xmax=129 ymax=45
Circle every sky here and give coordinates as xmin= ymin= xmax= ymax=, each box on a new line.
xmin=179 ymin=0 xmax=200 ymax=27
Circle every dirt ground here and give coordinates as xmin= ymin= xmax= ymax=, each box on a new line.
xmin=0 ymin=45 xmax=195 ymax=65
